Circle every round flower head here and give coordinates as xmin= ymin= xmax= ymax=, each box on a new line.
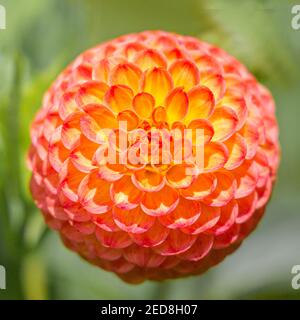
xmin=28 ymin=31 xmax=280 ymax=283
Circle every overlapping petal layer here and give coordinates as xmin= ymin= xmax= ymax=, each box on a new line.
xmin=28 ymin=31 xmax=280 ymax=283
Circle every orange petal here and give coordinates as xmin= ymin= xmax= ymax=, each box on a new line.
xmin=58 ymin=90 xmax=80 ymax=120
xmin=213 ymin=223 xmax=240 ymax=249
xmin=110 ymin=63 xmax=142 ymax=93
xmin=185 ymin=86 xmax=215 ymax=123
xmin=123 ymin=245 xmax=165 ymax=268
xmin=223 ymin=133 xmax=247 ymax=170
xmin=48 ymin=126 xmax=70 ymax=172
xmin=188 ymin=119 xmax=214 ymax=145
xmin=195 ymin=54 xmax=222 ymax=74
xmin=178 ymin=234 xmax=213 ymax=261
xmin=75 ymin=81 xmax=109 ymax=106
xmin=220 ymin=92 xmax=247 ymax=130
xmin=154 ymin=230 xmax=197 ymax=256
xmin=117 ymin=109 xmax=139 ymax=131
xmin=133 ymin=92 xmax=155 ymax=118
xmin=142 ymin=67 xmax=173 ymax=105
xmin=132 ymin=169 xmax=165 ymax=192
xmin=236 ymin=192 xmax=257 ymax=224
xmin=82 ymin=103 xmax=118 ymax=129
xmin=202 ymin=171 xmax=236 ymax=207
xmin=80 ymin=104 xmax=117 ymax=144
xmin=141 ymin=185 xmax=179 ymax=216
xmin=104 ymin=85 xmax=134 ymax=113
xmin=165 ymin=87 xmax=188 ymax=123
xmin=110 ymin=175 xmax=143 ymax=210
xmin=181 ymin=173 xmax=217 ymax=200
xmin=70 ymin=135 xmax=98 ymax=173
xmin=208 ymin=200 xmax=238 ymax=235
xmin=166 ymin=164 xmax=195 ymax=189
xmin=210 ymin=106 xmax=238 ymax=142
xmin=169 ymin=59 xmax=200 ymax=90
xmin=234 ymin=160 xmax=259 ymax=199
xmin=201 ymin=72 xmax=225 ymax=101
xmin=134 ymin=49 xmax=167 ymax=71
xmin=130 ymin=219 xmax=169 ymax=247
xmin=113 ymin=206 xmax=155 ymax=234
xmin=95 ymin=229 xmax=132 ymax=249
xmin=59 ymin=159 xmax=86 ymax=202
xmin=93 ymin=210 xmax=119 ymax=232
xmin=92 ymin=59 xmax=110 ymax=82
xmin=181 ymin=204 xmax=221 ymax=235
xmin=123 ymin=42 xmax=146 ymax=61
xmin=61 ymin=112 xmax=83 ymax=149
xmin=159 ymin=197 xmax=201 ymax=229
xmin=203 ymin=142 xmax=229 ymax=173
xmin=151 ymin=106 xmax=167 ymax=124
xmin=239 ymin=120 xmax=259 ymax=159
xmin=78 ymin=171 xmax=112 ymax=214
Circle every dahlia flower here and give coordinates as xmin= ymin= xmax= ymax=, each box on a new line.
xmin=28 ymin=31 xmax=280 ymax=283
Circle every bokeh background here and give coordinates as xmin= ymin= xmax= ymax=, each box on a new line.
xmin=0 ymin=0 xmax=300 ymax=300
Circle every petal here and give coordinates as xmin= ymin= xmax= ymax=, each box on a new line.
xmin=169 ymin=59 xmax=200 ymax=90
xmin=133 ymin=92 xmax=155 ymax=118
xmin=151 ymin=106 xmax=167 ymax=124
xmin=220 ymin=92 xmax=247 ymax=130
xmin=184 ymin=86 xmax=215 ymax=124
xmin=165 ymin=87 xmax=188 ymax=123
xmin=201 ymin=72 xmax=225 ymax=101
xmin=154 ymin=230 xmax=197 ymax=256
xmin=159 ymin=197 xmax=201 ymax=229
xmin=75 ymin=81 xmax=109 ymax=107
xmin=48 ymin=126 xmax=69 ymax=172
xmin=110 ymin=175 xmax=143 ymax=209
xmin=166 ymin=164 xmax=195 ymax=189
xmin=188 ymin=119 xmax=214 ymax=145
xmin=132 ymin=169 xmax=165 ymax=192
xmin=181 ymin=204 xmax=221 ymax=235
xmin=92 ymin=59 xmax=110 ymax=82
xmin=93 ymin=210 xmax=119 ymax=232
xmin=134 ymin=49 xmax=167 ymax=71
xmin=202 ymin=171 xmax=236 ymax=207
xmin=178 ymin=234 xmax=214 ymax=261
xmin=181 ymin=173 xmax=217 ymax=200
xmin=58 ymin=90 xmax=80 ymax=120
xmin=234 ymin=160 xmax=259 ymax=199
xmin=239 ymin=120 xmax=259 ymax=159
xmin=110 ymin=63 xmax=142 ymax=93
xmin=117 ymin=109 xmax=139 ymax=131
xmin=61 ymin=112 xmax=82 ymax=149
xmin=123 ymin=245 xmax=166 ymax=268
xmin=113 ymin=206 xmax=155 ymax=234
xmin=208 ymin=199 xmax=238 ymax=235
xmin=213 ymin=223 xmax=240 ymax=249
xmin=195 ymin=54 xmax=222 ymax=74
xmin=236 ymin=192 xmax=258 ymax=224
xmin=203 ymin=142 xmax=229 ymax=173
xmin=142 ymin=67 xmax=173 ymax=105
xmin=80 ymin=104 xmax=117 ymax=144
xmin=141 ymin=184 xmax=179 ymax=216
xmin=210 ymin=106 xmax=238 ymax=142
xmin=104 ymin=85 xmax=134 ymax=113
xmin=95 ymin=229 xmax=132 ymax=249
xmin=130 ymin=219 xmax=169 ymax=247
xmin=78 ymin=171 xmax=112 ymax=214
xmin=59 ymin=159 xmax=86 ymax=202
xmin=223 ymin=133 xmax=247 ymax=170
xmin=70 ymin=136 xmax=98 ymax=173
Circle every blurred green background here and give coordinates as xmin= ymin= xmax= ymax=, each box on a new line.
xmin=0 ymin=0 xmax=300 ymax=300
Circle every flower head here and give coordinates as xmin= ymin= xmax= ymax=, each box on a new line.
xmin=28 ymin=31 xmax=280 ymax=283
